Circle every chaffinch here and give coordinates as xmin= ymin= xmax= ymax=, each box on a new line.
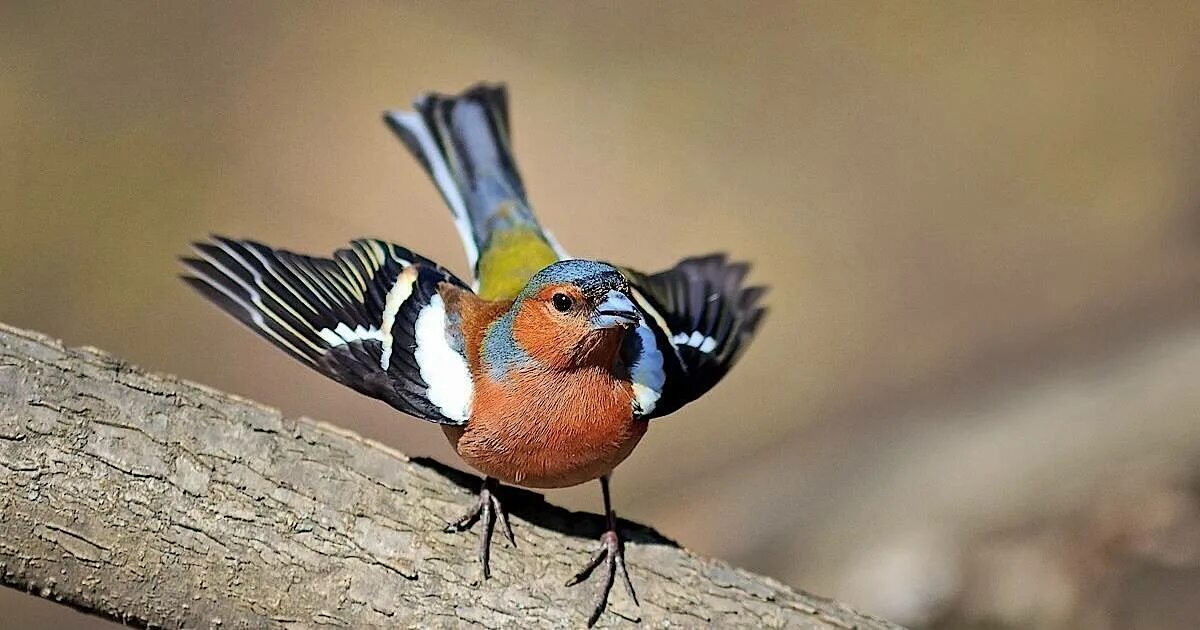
xmin=182 ymin=83 xmax=765 ymax=626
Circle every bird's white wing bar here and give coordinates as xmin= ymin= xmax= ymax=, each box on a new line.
xmin=671 ymin=331 xmax=719 ymax=354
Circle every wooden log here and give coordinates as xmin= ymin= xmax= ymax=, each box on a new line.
xmin=0 ymin=323 xmax=899 ymax=629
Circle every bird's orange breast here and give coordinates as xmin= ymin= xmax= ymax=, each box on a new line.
xmin=443 ymin=366 xmax=647 ymax=489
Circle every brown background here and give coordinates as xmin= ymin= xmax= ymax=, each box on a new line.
xmin=3 ymin=2 xmax=1200 ymax=628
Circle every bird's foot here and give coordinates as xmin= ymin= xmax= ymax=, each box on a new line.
xmin=565 ymin=529 xmax=639 ymax=627
xmin=444 ymin=477 xmax=515 ymax=579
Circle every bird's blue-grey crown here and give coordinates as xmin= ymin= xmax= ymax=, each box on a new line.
xmin=518 ymin=260 xmax=630 ymax=302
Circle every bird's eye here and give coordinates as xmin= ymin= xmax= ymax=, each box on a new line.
xmin=552 ymin=293 xmax=574 ymax=312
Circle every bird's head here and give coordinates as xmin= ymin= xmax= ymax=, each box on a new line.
xmin=509 ymin=260 xmax=641 ymax=369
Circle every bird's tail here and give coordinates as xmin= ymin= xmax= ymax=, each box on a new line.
xmin=384 ymin=84 xmax=563 ymax=288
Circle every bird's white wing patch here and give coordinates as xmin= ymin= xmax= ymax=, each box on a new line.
xmin=413 ymin=294 xmax=474 ymax=422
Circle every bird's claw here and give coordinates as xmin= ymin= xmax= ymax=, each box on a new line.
xmin=566 ymin=529 xmax=639 ymax=627
xmin=445 ymin=478 xmax=515 ymax=579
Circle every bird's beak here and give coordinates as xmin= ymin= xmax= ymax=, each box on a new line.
xmin=591 ymin=290 xmax=640 ymax=329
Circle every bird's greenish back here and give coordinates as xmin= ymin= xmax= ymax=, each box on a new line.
xmin=475 ymin=225 xmax=561 ymax=301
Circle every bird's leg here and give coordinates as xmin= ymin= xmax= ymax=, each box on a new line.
xmin=565 ymin=475 xmax=639 ymax=626
xmin=444 ymin=476 xmax=515 ymax=579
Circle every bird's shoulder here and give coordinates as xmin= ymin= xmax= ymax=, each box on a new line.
xmin=439 ymin=285 xmax=512 ymax=371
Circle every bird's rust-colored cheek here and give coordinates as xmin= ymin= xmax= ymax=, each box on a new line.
xmin=511 ymin=301 xmax=589 ymax=367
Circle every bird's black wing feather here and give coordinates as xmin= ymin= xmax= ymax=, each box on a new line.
xmin=181 ymin=237 xmax=474 ymax=425
xmin=619 ymin=254 xmax=766 ymax=419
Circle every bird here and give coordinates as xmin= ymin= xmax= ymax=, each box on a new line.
xmin=180 ymin=83 xmax=766 ymax=626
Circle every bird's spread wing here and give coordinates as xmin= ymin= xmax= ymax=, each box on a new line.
xmin=181 ymin=237 xmax=474 ymax=425
xmin=618 ymin=255 xmax=767 ymax=419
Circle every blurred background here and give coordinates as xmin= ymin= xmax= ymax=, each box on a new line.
xmin=3 ymin=2 xmax=1200 ymax=628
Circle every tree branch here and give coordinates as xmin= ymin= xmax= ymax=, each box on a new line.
xmin=0 ymin=323 xmax=899 ymax=629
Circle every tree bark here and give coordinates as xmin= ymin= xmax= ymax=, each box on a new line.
xmin=0 ymin=323 xmax=899 ymax=629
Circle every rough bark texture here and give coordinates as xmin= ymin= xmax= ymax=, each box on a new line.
xmin=0 ymin=323 xmax=899 ymax=629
